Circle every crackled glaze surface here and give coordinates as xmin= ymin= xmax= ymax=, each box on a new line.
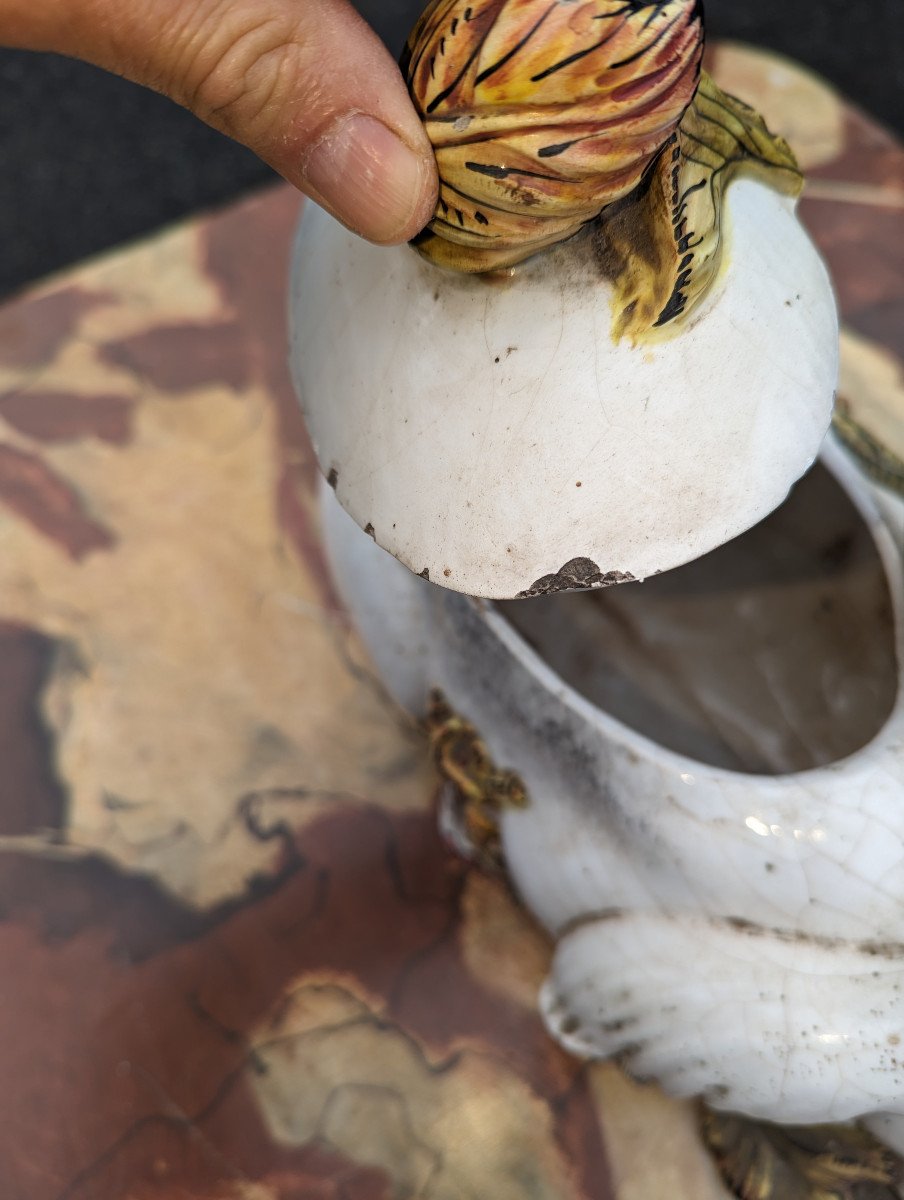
xmin=293 ymin=182 xmax=836 ymax=599
xmin=319 ymin=47 xmax=904 ymax=1129
xmin=322 ymin=429 xmax=904 ymax=1126
xmin=293 ymin=6 xmax=838 ymax=601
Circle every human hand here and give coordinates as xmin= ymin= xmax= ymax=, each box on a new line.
xmin=1 ymin=0 xmax=438 ymax=244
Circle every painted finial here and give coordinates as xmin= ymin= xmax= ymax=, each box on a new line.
xmin=404 ymin=0 xmax=705 ymax=273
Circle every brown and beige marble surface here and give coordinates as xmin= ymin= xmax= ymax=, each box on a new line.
xmin=0 ymin=44 xmax=901 ymax=1200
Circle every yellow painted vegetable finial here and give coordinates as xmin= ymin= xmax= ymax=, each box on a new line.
xmin=404 ymin=0 xmax=705 ymax=273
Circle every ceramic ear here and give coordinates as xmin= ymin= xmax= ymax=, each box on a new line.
xmin=541 ymin=909 xmax=904 ymax=1124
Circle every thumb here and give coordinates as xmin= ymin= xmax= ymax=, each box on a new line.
xmin=3 ymin=0 xmax=438 ymax=244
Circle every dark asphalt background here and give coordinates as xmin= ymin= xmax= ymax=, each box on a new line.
xmin=1 ymin=0 xmax=901 ymax=299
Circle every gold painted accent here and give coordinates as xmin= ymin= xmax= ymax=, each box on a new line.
xmin=405 ymin=0 xmax=704 ymax=273
xmin=834 ymin=399 xmax=904 ymax=497
xmin=702 ymin=1110 xmax=903 ymax=1200
xmin=595 ymin=72 xmax=803 ymax=341
xmin=425 ymin=689 xmax=527 ymax=866
xmin=837 ymin=328 xmax=904 ymax=498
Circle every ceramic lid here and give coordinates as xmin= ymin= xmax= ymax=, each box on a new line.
xmin=290 ymin=183 xmax=837 ymax=599
xmin=290 ymin=0 xmax=838 ymax=600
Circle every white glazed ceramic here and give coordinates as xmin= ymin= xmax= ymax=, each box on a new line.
xmin=289 ymin=0 xmax=903 ymax=1152
xmin=319 ymin=429 xmax=904 ymax=1127
xmin=291 ymin=181 xmax=838 ymax=600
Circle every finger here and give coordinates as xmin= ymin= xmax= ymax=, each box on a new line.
xmin=1 ymin=0 xmax=438 ymax=244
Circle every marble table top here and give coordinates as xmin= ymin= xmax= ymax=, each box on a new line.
xmin=0 ymin=43 xmax=901 ymax=1200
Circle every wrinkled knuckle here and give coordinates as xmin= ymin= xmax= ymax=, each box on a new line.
xmin=180 ymin=9 xmax=308 ymax=142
